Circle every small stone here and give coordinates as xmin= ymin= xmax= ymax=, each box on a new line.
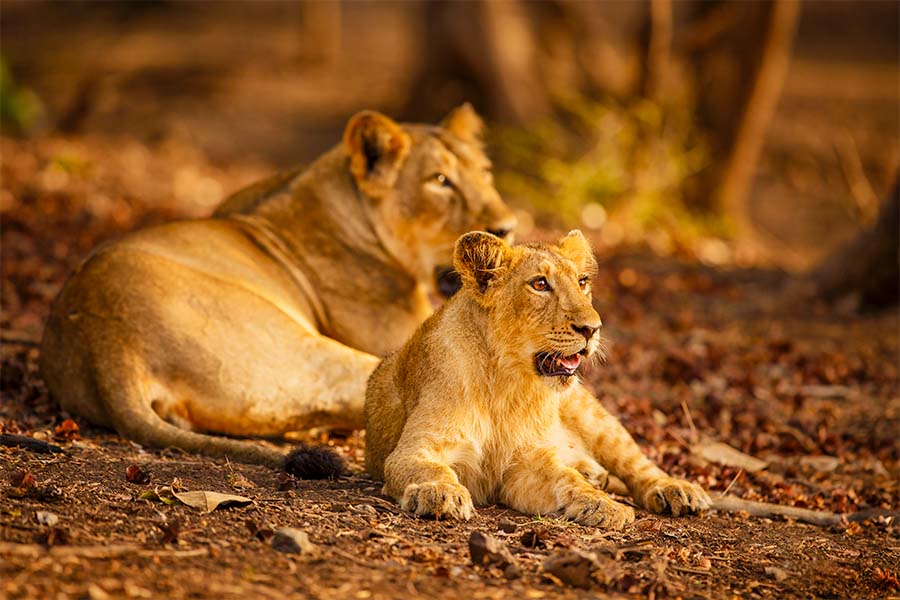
xmin=229 ymin=472 xmax=256 ymax=489
xmin=520 ymin=527 xmax=549 ymax=549
xmin=469 ymin=531 xmax=514 ymax=568
xmin=125 ymin=464 xmax=151 ymax=485
xmin=542 ymin=549 xmax=599 ymax=589
xmin=497 ymin=519 xmax=518 ymax=534
xmin=351 ymin=503 xmax=377 ymax=515
xmin=35 ymin=511 xmax=59 ymax=526
xmin=87 ymin=583 xmax=111 ymax=600
xmin=503 ymin=563 xmax=522 ymax=579
xmin=271 ymin=528 xmax=317 ymax=555
xmin=764 ymin=566 xmax=789 ymax=582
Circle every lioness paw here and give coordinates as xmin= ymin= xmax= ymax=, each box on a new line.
xmin=564 ymin=492 xmax=635 ymax=530
xmin=401 ymin=482 xmax=475 ymax=520
xmin=635 ymin=477 xmax=711 ymax=517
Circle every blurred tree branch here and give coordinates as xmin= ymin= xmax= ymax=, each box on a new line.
xmin=713 ymin=0 xmax=800 ymax=232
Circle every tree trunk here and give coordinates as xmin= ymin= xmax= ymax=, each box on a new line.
xmin=808 ymin=179 xmax=899 ymax=309
xmin=714 ymin=0 xmax=800 ymax=230
xmin=402 ymin=0 xmax=550 ymax=124
xmin=681 ymin=0 xmax=799 ymax=216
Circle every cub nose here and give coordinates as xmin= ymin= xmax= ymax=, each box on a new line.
xmin=571 ymin=323 xmax=598 ymax=341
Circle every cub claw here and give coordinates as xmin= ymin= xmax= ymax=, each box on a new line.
xmin=400 ymin=482 xmax=474 ymax=520
xmin=638 ymin=477 xmax=711 ymax=516
xmin=564 ymin=492 xmax=635 ymax=530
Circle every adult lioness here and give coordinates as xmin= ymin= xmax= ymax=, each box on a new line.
xmin=365 ymin=231 xmax=711 ymax=528
xmin=40 ymin=105 xmax=516 ymax=469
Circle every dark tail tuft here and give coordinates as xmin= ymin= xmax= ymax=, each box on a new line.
xmin=283 ymin=444 xmax=347 ymax=479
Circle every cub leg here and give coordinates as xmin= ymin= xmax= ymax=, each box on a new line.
xmin=501 ymin=447 xmax=634 ymax=530
xmin=562 ymin=388 xmax=712 ymax=516
xmin=382 ymin=428 xmax=474 ymax=520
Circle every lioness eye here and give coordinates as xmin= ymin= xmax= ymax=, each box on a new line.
xmin=431 ymin=173 xmax=454 ymax=188
xmin=578 ymin=276 xmax=590 ymax=291
xmin=530 ymin=277 xmax=550 ymax=292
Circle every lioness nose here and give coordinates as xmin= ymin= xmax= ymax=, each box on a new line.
xmin=487 ymin=227 xmax=511 ymax=239
xmin=571 ymin=323 xmax=598 ymax=341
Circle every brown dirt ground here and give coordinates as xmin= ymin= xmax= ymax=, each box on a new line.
xmin=2 ymin=133 xmax=899 ymax=599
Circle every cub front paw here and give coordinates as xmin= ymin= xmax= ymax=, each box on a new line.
xmin=564 ymin=492 xmax=635 ymax=530
xmin=401 ymin=482 xmax=475 ymax=520
xmin=635 ymin=477 xmax=711 ymax=517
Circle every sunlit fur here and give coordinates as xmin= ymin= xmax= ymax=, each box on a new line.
xmin=39 ymin=105 xmax=517 ymax=468
xmin=365 ymin=231 xmax=711 ymax=527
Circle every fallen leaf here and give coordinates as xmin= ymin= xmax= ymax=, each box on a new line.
xmin=156 ymin=517 xmax=181 ymax=544
xmin=9 ymin=469 xmax=36 ymax=493
xmin=543 ymin=549 xmax=599 ymax=589
xmin=468 ymin=531 xmax=514 ymax=568
xmin=125 ymin=465 xmax=151 ymax=484
xmin=497 ymin=519 xmax=518 ymax=534
xmin=246 ymin=519 xmax=274 ymax=541
xmin=172 ymin=490 xmax=252 ymax=512
xmin=271 ymin=528 xmax=316 ymax=554
xmin=35 ymin=511 xmax=59 ymax=526
xmin=520 ymin=527 xmax=550 ymax=549
xmin=35 ymin=526 xmax=70 ymax=546
xmin=693 ymin=440 xmax=768 ymax=472
xmin=229 ymin=472 xmax=256 ymax=490
xmin=140 ymin=487 xmax=179 ymax=506
xmin=798 ymin=455 xmax=840 ymax=472
xmin=53 ymin=418 xmax=80 ymax=441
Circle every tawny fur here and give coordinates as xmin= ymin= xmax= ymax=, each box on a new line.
xmin=365 ymin=231 xmax=711 ymax=528
xmin=39 ymin=105 xmax=516 ymax=468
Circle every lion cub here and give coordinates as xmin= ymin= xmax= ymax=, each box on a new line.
xmin=365 ymin=231 xmax=710 ymax=528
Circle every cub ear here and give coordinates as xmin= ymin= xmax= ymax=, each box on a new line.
xmin=558 ymin=230 xmax=598 ymax=273
xmin=440 ymin=103 xmax=484 ymax=143
xmin=453 ymin=231 xmax=510 ymax=294
xmin=343 ymin=111 xmax=411 ymax=199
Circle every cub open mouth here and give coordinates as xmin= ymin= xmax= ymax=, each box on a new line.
xmin=534 ymin=351 xmax=584 ymax=377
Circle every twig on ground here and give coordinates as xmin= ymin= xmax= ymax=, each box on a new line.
xmin=0 ymin=543 xmax=209 ymax=559
xmin=719 ymin=469 xmax=743 ymax=497
xmin=680 ymin=399 xmax=698 ymax=444
xmin=0 ymin=433 xmax=65 ymax=454
xmin=711 ymin=496 xmax=900 ymax=527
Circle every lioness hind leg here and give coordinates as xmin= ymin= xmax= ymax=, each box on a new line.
xmin=501 ymin=448 xmax=634 ymax=530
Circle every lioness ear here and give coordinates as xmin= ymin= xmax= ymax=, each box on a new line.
xmin=558 ymin=230 xmax=598 ymax=273
xmin=440 ymin=103 xmax=484 ymax=143
xmin=343 ymin=111 xmax=411 ymax=199
xmin=453 ymin=231 xmax=510 ymax=294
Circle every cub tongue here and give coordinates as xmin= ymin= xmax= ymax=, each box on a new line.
xmin=556 ymin=354 xmax=581 ymax=370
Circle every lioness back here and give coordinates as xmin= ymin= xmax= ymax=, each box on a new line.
xmin=40 ymin=105 xmax=517 ymax=471
xmin=365 ymin=231 xmax=711 ymax=528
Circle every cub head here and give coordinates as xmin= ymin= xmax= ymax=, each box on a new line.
xmin=454 ymin=230 xmax=602 ymax=386
xmin=344 ymin=104 xmax=516 ymax=297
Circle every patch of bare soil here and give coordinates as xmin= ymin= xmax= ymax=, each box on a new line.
xmin=2 ymin=136 xmax=899 ymax=599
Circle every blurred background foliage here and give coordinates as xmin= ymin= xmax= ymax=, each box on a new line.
xmin=0 ymin=57 xmax=45 ymax=135
xmin=1 ymin=0 xmax=897 ymax=302
xmin=489 ymin=95 xmax=725 ymax=261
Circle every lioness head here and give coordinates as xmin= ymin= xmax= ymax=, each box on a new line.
xmin=453 ymin=230 xmax=603 ymax=385
xmin=344 ymin=104 xmax=516 ymax=297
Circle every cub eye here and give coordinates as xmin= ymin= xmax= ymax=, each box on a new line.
xmin=578 ymin=276 xmax=590 ymax=291
xmin=530 ymin=277 xmax=550 ymax=292
xmin=431 ymin=172 xmax=454 ymax=188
